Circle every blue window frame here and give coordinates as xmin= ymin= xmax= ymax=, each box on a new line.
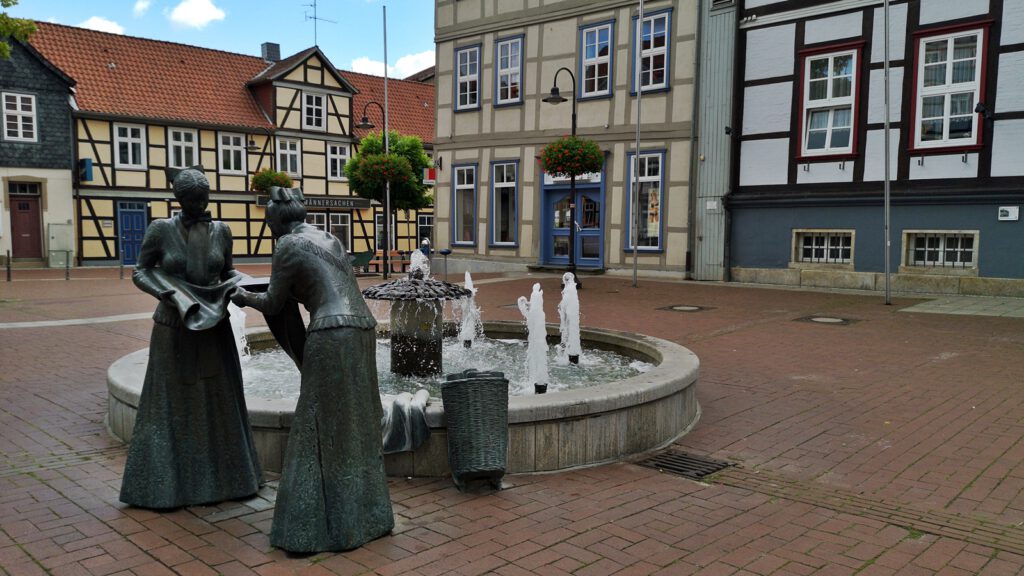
xmin=495 ymin=36 xmax=524 ymax=106
xmin=625 ymin=150 xmax=665 ymax=251
xmin=631 ymin=8 xmax=673 ymax=94
xmin=454 ymin=45 xmax=481 ymax=112
xmin=579 ymin=21 xmax=614 ymax=99
xmin=452 ymin=164 xmax=477 ymax=246
xmin=490 ymin=161 xmax=518 ymax=246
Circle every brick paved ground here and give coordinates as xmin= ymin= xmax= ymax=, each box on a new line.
xmin=2 ymin=268 xmax=1023 ymax=575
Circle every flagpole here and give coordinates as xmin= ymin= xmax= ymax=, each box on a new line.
xmin=632 ymin=0 xmax=644 ymax=288
xmin=383 ymin=4 xmax=392 ymax=279
xmin=883 ymin=0 xmax=891 ymax=305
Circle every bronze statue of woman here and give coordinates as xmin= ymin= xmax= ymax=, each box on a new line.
xmin=120 ymin=167 xmax=261 ymax=509
xmin=232 ymin=187 xmax=393 ymax=552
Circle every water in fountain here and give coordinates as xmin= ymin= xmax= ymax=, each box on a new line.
xmin=517 ymin=283 xmax=550 ymax=394
xmin=458 ymin=271 xmax=482 ymax=348
xmin=557 ymin=272 xmax=582 ymax=365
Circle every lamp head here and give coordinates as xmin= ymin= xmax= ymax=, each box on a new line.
xmin=356 ymin=115 xmax=375 ymax=129
xmin=543 ymin=86 xmax=567 ymax=105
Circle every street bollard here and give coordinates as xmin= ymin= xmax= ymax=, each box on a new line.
xmin=119 ymin=249 xmax=125 ymax=280
xmin=5 ymin=250 xmax=10 ymax=282
xmin=440 ymin=249 xmax=452 ymax=282
xmin=65 ymin=250 xmax=70 ymax=280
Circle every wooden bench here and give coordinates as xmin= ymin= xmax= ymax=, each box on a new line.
xmin=348 ymin=250 xmax=375 ymax=274
xmin=367 ymin=250 xmax=411 ymax=274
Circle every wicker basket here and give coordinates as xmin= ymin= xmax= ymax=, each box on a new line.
xmin=441 ymin=369 xmax=510 ymax=490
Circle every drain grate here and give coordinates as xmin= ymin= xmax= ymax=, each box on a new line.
xmin=637 ymin=449 xmax=734 ymax=480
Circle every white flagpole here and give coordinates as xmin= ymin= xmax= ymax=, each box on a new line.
xmin=632 ymin=0 xmax=645 ymax=288
xmin=883 ymin=0 xmax=891 ymax=305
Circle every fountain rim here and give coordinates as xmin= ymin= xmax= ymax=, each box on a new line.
xmin=107 ymin=320 xmax=698 ymax=429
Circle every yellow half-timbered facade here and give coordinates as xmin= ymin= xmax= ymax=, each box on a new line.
xmin=30 ymin=23 xmax=435 ymax=265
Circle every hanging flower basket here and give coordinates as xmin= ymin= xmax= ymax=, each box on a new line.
xmin=251 ymin=169 xmax=293 ymax=192
xmin=539 ymin=135 xmax=604 ymax=178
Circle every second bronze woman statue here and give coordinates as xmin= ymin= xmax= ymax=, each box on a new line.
xmin=232 ymin=187 xmax=393 ymax=552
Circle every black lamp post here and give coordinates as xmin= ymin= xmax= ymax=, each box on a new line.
xmin=543 ymin=67 xmax=582 ymax=288
xmin=356 ymin=101 xmax=392 ymax=279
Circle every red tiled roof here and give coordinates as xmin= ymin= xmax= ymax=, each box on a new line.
xmin=342 ymin=70 xmax=435 ymax=146
xmin=29 ymin=22 xmax=274 ymax=129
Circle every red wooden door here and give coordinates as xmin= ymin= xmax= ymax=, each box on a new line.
xmin=11 ymin=196 xmax=42 ymax=258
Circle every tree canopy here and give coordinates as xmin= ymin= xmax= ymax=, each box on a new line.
xmin=1 ymin=1 xmax=37 ymax=60
xmin=345 ymin=130 xmax=432 ymax=211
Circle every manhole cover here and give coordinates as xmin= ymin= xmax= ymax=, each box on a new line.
xmin=659 ymin=304 xmax=712 ymax=313
xmin=796 ymin=315 xmax=856 ymax=326
xmin=637 ymin=450 xmax=733 ymax=480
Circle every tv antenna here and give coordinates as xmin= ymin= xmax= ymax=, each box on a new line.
xmin=304 ymin=0 xmax=336 ymax=46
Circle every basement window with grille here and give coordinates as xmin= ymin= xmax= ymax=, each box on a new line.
xmin=793 ymin=229 xmax=854 ymax=266
xmin=904 ymin=231 xmax=978 ymax=271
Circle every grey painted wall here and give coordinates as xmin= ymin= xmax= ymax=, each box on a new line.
xmin=0 ymin=43 xmax=73 ymax=170
xmin=730 ymin=204 xmax=1024 ymax=279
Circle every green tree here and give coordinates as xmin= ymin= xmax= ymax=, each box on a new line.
xmin=1 ymin=1 xmax=37 ymax=60
xmin=345 ymin=130 xmax=432 ymax=211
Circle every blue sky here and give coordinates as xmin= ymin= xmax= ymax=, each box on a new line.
xmin=9 ymin=0 xmax=436 ymax=78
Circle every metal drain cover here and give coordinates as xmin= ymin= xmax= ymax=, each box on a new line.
xmin=796 ymin=315 xmax=856 ymax=325
xmin=637 ymin=450 xmax=733 ymax=480
xmin=659 ymin=304 xmax=712 ymax=313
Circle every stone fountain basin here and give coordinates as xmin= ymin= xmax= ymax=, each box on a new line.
xmin=107 ymin=321 xmax=700 ymax=476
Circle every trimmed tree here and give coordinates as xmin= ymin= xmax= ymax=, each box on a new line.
xmin=345 ymin=130 xmax=432 ymax=211
xmin=1 ymin=0 xmax=37 ymax=60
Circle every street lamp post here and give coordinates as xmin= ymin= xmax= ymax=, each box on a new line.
xmin=356 ymin=101 xmax=392 ymax=279
xmin=543 ymin=67 xmax=582 ymax=289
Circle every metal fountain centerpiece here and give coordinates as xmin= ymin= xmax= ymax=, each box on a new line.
xmin=361 ymin=252 xmax=471 ymax=377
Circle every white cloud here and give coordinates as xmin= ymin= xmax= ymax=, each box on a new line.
xmin=78 ymin=16 xmax=124 ymax=34
xmin=351 ymin=50 xmax=435 ymax=78
xmin=133 ymin=0 xmax=152 ymax=17
xmin=168 ymin=0 xmax=225 ymax=29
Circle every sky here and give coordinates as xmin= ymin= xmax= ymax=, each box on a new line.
xmin=8 ymin=0 xmax=436 ymax=79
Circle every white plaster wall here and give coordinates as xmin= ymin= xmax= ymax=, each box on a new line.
xmin=908 ymin=153 xmax=979 ymax=180
xmin=742 ymin=82 xmax=792 ymax=135
xmin=745 ymin=24 xmax=796 ymax=81
xmin=739 ymin=139 xmax=789 ymax=186
xmin=796 ymin=160 xmax=854 ymax=184
xmin=805 ymin=12 xmax=863 ymax=45
xmin=995 ymin=52 xmax=1024 ymax=113
xmin=920 ymin=0 xmax=990 ymax=25
xmin=1004 ymin=0 xmax=1024 ymax=45
xmin=0 ymin=168 xmax=74 ymax=258
xmin=867 ymin=67 xmax=904 ymax=124
xmin=991 ymin=119 xmax=1024 ymax=177
xmin=871 ymin=4 xmax=907 ymax=63
xmin=863 ymin=128 xmax=900 ymax=181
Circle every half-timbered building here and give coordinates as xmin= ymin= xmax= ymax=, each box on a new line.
xmin=729 ymin=0 xmax=1024 ymax=295
xmin=27 ymin=23 xmax=435 ymax=265
xmin=433 ymin=0 xmax=699 ymax=277
xmin=0 ymin=38 xmax=75 ymax=268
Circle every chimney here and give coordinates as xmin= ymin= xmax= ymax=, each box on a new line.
xmin=261 ymin=42 xmax=281 ymax=62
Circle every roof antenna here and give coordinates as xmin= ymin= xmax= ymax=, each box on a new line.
xmin=304 ymin=0 xmax=336 ymax=47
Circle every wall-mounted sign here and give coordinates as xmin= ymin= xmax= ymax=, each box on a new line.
xmin=257 ymin=195 xmax=371 ymax=209
xmin=423 ymin=167 xmax=437 ymax=186
xmin=998 ymin=206 xmax=1019 ymax=221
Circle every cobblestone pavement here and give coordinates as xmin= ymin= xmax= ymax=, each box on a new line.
xmin=2 ymin=268 xmax=1024 ymax=575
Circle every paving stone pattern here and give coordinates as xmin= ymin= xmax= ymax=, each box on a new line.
xmin=2 ymin=269 xmax=1024 ymax=575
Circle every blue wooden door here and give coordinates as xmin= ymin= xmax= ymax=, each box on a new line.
xmin=542 ymin=186 xmax=603 ymax=268
xmin=118 ymin=204 xmax=147 ymax=265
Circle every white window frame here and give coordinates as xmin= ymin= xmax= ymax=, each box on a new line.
xmin=913 ymin=28 xmax=984 ymax=149
xmin=453 ymin=165 xmax=476 ymax=245
xmin=114 ymin=123 xmax=147 ymax=169
xmin=636 ymin=12 xmax=670 ymax=92
xmin=306 ymin=212 xmax=327 ymax=230
xmin=491 ymin=162 xmax=517 ymax=246
xmin=303 ymin=92 xmax=326 ymax=132
xmin=417 ymin=214 xmax=433 ymax=244
xmin=168 ymin=127 xmax=198 ymax=169
xmin=582 ymin=24 xmax=613 ymax=98
xmin=455 ymin=46 xmax=480 ymax=111
xmin=793 ymin=230 xmax=854 ymax=265
xmin=276 ymin=138 xmax=301 ymax=177
xmin=495 ymin=37 xmax=522 ymax=105
xmin=2 ymin=92 xmax=37 ymax=142
xmin=330 ymin=212 xmax=351 ymax=251
xmin=801 ymin=49 xmax=857 ymax=156
xmin=327 ymin=143 xmax=349 ymax=181
xmin=627 ymin=152 xmax=663 ymax=250
xmin=904 ymin=230 xmax=978 ymax=269
xmin=218 ymin=132 xmax=246 ymax=175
